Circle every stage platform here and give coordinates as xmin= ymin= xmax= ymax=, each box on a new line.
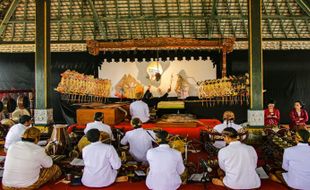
xmin=68 ymin=119 xmax=222 ymax=139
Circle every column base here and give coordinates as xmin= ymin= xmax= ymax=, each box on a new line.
xmin=247 ymin=109 xmax=264 ymax=127
xmin=34 ymin=109 xmax=53 ymax=125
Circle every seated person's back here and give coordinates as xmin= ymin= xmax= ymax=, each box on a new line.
xmin=121 ymin=118 xmax=155 ymax=162
xmin=3 ymin=127 xmax=61 ymax=189
xmin=214 ymin=127 xmax=260 ymax=189
xmin=282 ymin=129 xmax=310 ymax=189
xmin=5 ymin=115 xmax=32 ymax=150
xmin=213 ymin=111 xmax=242 ymax=148
xmin=82 ymin=129 xmax=121 ymax=188
xmin=146 ymin=130 xmax=185 ymax=190
xmin=130 ymin=92 xmax=150 ymax=123
xmin=84 ymin=112 xmax=113 ymax=139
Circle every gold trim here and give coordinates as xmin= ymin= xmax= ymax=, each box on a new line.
xmin=44 ymin=0 xmax=47 ymax=108
xmin=249 ymin=0 xmax=253 ymax=109
xmin=260 ymin=0 xmax=263 ymax=109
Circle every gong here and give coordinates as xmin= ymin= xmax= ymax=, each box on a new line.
xmin=1 ymin=97 xmax=17 ymax=113
xmin=17 ymin=95 xmax=30 ymax=109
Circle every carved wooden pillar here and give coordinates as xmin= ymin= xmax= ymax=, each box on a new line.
xmin=222 ymin=48 xmax=227 ymax=77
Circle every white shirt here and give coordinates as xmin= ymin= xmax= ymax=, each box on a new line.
xmin=214 ymin=121 xmax=242 ymax=133
xmin=84 ymin=121 xmax=114 ymax=139
xmin=4 ymin=123 xmax=27 ymax=149
xmin=146 ymin=144 xmax=185 ymax=190
xmin=2 ymin=141 xmax=53 ymax=188
xmin=282 ymin=143 xmax=310 ymax=190
xmin=213 ymin=121 xmax=243 ymax=149
xmin=121 ymin=128 xmax=156 ymax=162
xmin=130 ymin=100 xmax=150 ymax=123
xmin=82 ymin=142 xmax=121 ymax=188
xmin=218 ymin=141 xmax=261 ymax=189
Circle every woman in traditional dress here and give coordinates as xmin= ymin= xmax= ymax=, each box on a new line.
xmin=289 ymin=100 xmax=308 ymax=130
xmin=264 ymin=99 xmax=280 ymax=127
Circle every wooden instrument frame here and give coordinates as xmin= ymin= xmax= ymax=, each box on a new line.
xmin=86 ymin=37 xmax=235 ymax=77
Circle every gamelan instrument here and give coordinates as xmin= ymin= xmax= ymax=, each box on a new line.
xmin=46 ymin=125 xmax=71 ymax=155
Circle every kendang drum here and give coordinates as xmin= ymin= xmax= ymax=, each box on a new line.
xmin=46 ymin=125 xmax=71 ymax=155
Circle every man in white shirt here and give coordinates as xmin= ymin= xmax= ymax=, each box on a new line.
xmin=281 ymin=129 xmax=310 ymax=189
xmin=2 ymin=127 xmax=61 ymax=190
xmin=130 ymin=92 xmax=150 ymax=123
xmin=82 ymin=129 xmax=121 ymax=188
xmin=212 ymin=111 xmax=243 ymax=149
xmin=121 ymin=118 xmax=156 ymax=162
xmin=78 ymin=112 xmax=114 ymax=152
xmin=212 ymin=127 xmax=261 ymax=189
xmin=4 ymin=115 xmax=32 ymax=150
xmin=84 ymin=112 xmax=113 ymax=138
xmin=146 ymin=130 xmax=185 ymax=190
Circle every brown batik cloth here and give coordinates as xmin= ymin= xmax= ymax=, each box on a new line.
xmin=2 ymin=164 xmax=62 ymax=190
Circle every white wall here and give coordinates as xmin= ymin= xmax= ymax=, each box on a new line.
xmin=99 ymin=57 xmax=217 ymax=97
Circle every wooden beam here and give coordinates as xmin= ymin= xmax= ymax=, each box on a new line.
xmin=86 ymin=37 xmax=235 ymax=55
xmin=113 ymin=0 xmax=121 ymax=39
xmin=176 ymin=0 xmax=184 ymax=38
xmin=126 ymin=0 xmax=133 ymax=39
xmin=0 ymin=0 xmax=21 ymax=38
xmin=8 ymin=15 xmax=310 ymax=24
xmin=164 ymin=0 xmax=171 ymax=37
xmin=208 ymin=0 xmax=218 ymax=38
xmin=151 ymin=0 xmax=158 ymax=37
xmin=69 ymin=0 xmax=73 ymax=40
xmin=236 ymin=0 xmax=248 ymax=37
xmin=57 ymin=0 xmax=61 ymax=41
xmin=295 ymin=0 xmax=310 ymax=16
xmin=22 ymin=0 xmax=29 ymax=41
xmin=286 ymin=0 xmax=301 ymax=38
xmin=87 ymin=0 xmax=106 ymax=38
xmin=262 ymin=0 xmax=275 ymax=38
xmin=138 ymin=0 xmax=145 ymax=38
xmin=225 ymin=0 xmax=236 ymax=37
xmin=274 ymin=0 xmax=288 ymax=38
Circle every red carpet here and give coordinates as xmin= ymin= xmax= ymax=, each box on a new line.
xmin=68 ymin=119 xmax=222 ymax=140
xmin=1 ymin=180 xmax=286 ymax=190
xmin=114 ymin=119 xmax=221 ymax=140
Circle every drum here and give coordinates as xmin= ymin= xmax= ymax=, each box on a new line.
xmin=45 ymin=125 xmax=71 ymax=155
